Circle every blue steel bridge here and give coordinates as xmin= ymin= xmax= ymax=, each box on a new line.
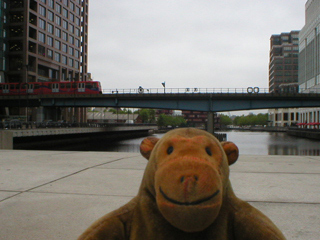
xmin=2 ymin=87 xmax=319 ymax=112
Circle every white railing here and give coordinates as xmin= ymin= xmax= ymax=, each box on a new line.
xmin=102 ymin=87 xmax=271 ymax=94
xmin=102 ymin=87 xmax=320 ymax=94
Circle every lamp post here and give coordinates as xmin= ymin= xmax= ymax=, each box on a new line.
xmin=162 ymin=81 xmax=166 ymax=93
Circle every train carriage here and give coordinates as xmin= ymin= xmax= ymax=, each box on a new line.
xmin=0 ymin=81 xmax=102 ymax=95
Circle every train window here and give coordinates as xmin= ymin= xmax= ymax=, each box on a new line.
xmin=48 ymin=84 xmax=52 ymax=89
xmin=0 ymin=85 xmax=2 ymax=90
xmin=78 ymin=82 xmax=85 ymax=92
xmin=60 ymin=83 xmax=65 ymax=88
xmin=34 ymin=84 xmax=40 ymax=89
xmin=10 ymin=85 xmax=15 ymax=90
xmin=52 ymin=83 xmax=59 ymax=92
xmin=93 ymin=82 xmax=97 ymax=88
xmin=86 ymin=83 xmax=92 ymax=89
xmin=66 ymin=83 xmax=71 ymax=88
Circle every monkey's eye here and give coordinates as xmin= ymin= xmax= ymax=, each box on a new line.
xmin=167 ymin=146 xmax=174 ymax=155
xmin=205 ymin=147 xmax=212 ymax=156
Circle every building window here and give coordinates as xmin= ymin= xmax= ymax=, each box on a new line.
xmin=47 ymin=49 xmax=53 ymax=59
xmin=70 ymin=2 xmax=75 ymax=11
xmin=39 ymin=5 xmax=46 ymax=17
xmin=55 ymin=28 xmax=61 ymax=38
xmin=69 ymin=13 xmax=74 ymax=22
xmin=55 ymin=15 xmax=61 ymax=26
xmin=62 ymin=55 xmax=67 ymax=64
xmin=47 ymin=36 xmax=53 ymax=46
xmin=63 ymin=0 xmax=68 ymax=7
xmin=62 ymin=43 xmax=67 ymax=53
xmin=38 ymin=45 xmax=46 ymax=56
xmin=62 ymin=20 xmax=68 ymax=30
xmin=40 ymin=0 xmax=46 ymax=3
xmin=63 ymin=8 xmax=68 ymax=18
xmin=75 ymin=27 xmax=80 ymax=37
xmin=39 ymin=18 xmax=46 ymax=30
xmin=38 ymin=32 xmax=45 ymax=43
xmin=75 ymin=39 xmax=80 ymax=47
xmin=47 ymin=11 xmax=54 ymax=21
xmin=69 ymin=35 xmax=74 ymax=45
xmin=69 ymin=24 xmax=74 ymax=33
xmin=75 ymin=50 xmax=80 ymax=58
xmin=47 ymin=23 xmax=54 ymax=34
xmin=75 ymin=60 xmax=79 ymax=69
xmin=56 ymin=3 xmax=61 ymax=13
xmin=75 ymin=6 xmax=80 ymax=15
xmin=62 ymin=31 xmax=68 ymax=41
xmin=75 ymin=17 xmax=80 ymax=26
xmin=55 ymin=52 xmax=60 ymax=62
xmin=69 ymin=46 xmax=74 ymax=55
xmin=48 ymin=0 xmax=54 ymax=8
xmin=69 ymin=58 xmax=73 ymax=67
xmin=55 ymin=40 xmax=61 ymax=50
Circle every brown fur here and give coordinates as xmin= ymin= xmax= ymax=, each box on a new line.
xmin=78 ymin=128 xmax=286 ymax=240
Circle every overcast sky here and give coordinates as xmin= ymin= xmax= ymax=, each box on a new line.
xmin=88 ymin=0 xmax=306 ymax=92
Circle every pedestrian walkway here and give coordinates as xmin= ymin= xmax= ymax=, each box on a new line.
xmin=0 ymin=150 xmax=319 ymax=240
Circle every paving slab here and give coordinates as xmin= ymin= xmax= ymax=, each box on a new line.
xmin=0 ymin=192 xmax=132 ymax=240
xmin=32 ymin=168 xmax=144 ymax=196
xmin=0 ymin=150 xmax=319 ymax=240
xmin=250 ymin=202 xmax=320 ymax=240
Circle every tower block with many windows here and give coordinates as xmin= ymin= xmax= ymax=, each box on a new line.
xmin=3 ymin=0 xmax=89 ymax=122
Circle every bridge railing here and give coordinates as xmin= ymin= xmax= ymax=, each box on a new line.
xmin=102 ymin=87 xmax=271 ymax=94
xmin=102 ymin=87 xmax=320 ymax=95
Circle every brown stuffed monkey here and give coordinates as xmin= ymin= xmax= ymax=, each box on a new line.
xmin=78 ymin=128 xmax=286 ymax=240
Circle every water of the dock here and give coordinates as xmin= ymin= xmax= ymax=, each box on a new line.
xmin=0 ymin=150 xmax=319 ymax=240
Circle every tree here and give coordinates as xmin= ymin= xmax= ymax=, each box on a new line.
xmin=219 ymin=114 xmax=232 ymax=125
xmin=138 ymin=109 xmax=156 ymax=123
xmin=157 ymin=114 xmax=187 ymax=128
xmin=233 ymin=113 xmax=268 ymax=126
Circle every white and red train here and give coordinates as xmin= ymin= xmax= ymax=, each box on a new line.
xmin=0 ymin=81 xmax=102 ymax=95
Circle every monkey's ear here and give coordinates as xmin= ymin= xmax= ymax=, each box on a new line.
xmin=140 ymin=137 xmax=159 ymax=160
xmin=221 ymin=141 xmax=239 ymax=165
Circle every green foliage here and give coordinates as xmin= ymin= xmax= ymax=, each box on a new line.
xmin=219 ymin=114 xmax=232 ymax=125
xmin=233 ymin=113 xmax=268 ymax=126
xmin=108 ymin=108 xmax=133 ymax=114
xmin=157 ymin=114 xmax=187 ymax=128
xmin=138 ymin=109 xmax=156 ymax=123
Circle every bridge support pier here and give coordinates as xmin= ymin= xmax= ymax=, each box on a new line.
xmin=207 ymin=112 xmax=214 ymax=135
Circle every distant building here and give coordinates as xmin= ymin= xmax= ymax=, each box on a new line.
xmin=268 ymin=31 xmax=300 ymax=126
xmin=1 ymin=0 xmax=89 ymax=122
xmin=269 ymin=31 xmax=299 ymax=93
xmin=87 ymin=108 xmax=138 ymax=123
xmin=182 ymin=111 xmax=220 ymax=129
xmin=298 ymin=0 xmax=320 ymax=124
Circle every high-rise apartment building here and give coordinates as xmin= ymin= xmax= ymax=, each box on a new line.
xmin=268 ymin=31 xmax=300 ymax=127
xmin=6 ymin=0 xmax=88 ymax=84
xmin=299 ymin=0 xmax=320 ymax=92
xmin=1 ymin=0 xmax=89 ymax=121
xmin=298 ymin=0 xmax=320 ymax=124
xmin=269 ymin=31 xmax=299 ymax=93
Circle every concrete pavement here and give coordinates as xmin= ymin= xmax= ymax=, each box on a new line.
xmin=0 ymin=150 xmax=319 ymax=240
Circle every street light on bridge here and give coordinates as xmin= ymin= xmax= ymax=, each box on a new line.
xmin=162 ymin=81 xmax=166 ymax=93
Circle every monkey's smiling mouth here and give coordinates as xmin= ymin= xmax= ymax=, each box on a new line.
xmin=159 ymin=187 xmax=220 ymax=206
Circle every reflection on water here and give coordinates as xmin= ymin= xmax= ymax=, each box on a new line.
xmin=219 ymin=131 xmax=320 ymax=156
xmin=106 ymin=131 xmax=320 ymax=156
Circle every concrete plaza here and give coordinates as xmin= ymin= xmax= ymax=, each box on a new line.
xmin=0 ymin=150 xmax=319 ymax=239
